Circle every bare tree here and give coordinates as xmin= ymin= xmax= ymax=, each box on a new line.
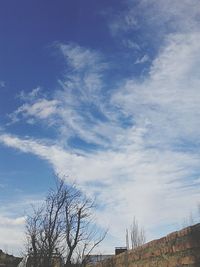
xmin=182 ymin=211 xmax=195 ymax=228
xmin=26 ymin=207 xmax=44 ymax=267
xmin=59 ymin=181 xmax=107 ymax=265
xmin=126 ymin=216 xmax=146 ymax=250
xmin=26 ymin=181 xmax=66 ymax=267
xmin=25 ymin=177 xmax=107 ymax=266
xmin=42 ymin=181 xmax=67 ymax=267
xmin=182 ymin=204 xmax=200 ymax=228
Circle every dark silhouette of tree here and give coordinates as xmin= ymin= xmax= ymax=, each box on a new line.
xmin=25 ymin=177 xmax=107 ymax=267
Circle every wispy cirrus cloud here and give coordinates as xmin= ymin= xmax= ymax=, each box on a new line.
xmin=109 ymin=0 xmax=200 ymax=37
xmin=134 ymin=54 xmax=149 ymax=64
xmin=9 ymin=43 xmax=112 ymax=147
xmin=9 ymin=99 xmax=59 ymax=124
xmin=9 ymin=86 xmax=59 ymax=124
xmin=108 ymin=0 xmax=200 ymax=67
xmin=113 ymin=33 xmax=200 ymax=147
xmin=17 ymin=87 xmax=41 ymax=101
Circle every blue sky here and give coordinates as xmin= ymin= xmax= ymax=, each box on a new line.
xmin=0 ymin=0 xmax=200 ymax=255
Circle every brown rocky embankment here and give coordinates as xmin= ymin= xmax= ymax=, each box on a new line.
xmin=0 ymin=249 xmax=22 ymax=267
xmin=87 ymin=223 xmax=200 ymax=267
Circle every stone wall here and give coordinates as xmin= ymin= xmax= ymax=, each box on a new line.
xmin=87 ymin=223 xmax=200 ymax=267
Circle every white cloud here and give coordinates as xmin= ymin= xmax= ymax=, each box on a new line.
xmin=122 ymin=40 xmax=141 ymax=50
xmin=140 ymin=0 xmax=200 ymax=33
xmin=113 ymin=33 xmax=200 ymax=146
xmin=18 ymin=87 xmax=41 ymax=101
xmin=110 ymin=0 xmax=200 ymax=37
xmin=0 ymin=226 xmax=24 ymax=255
xmin=58 ymin=43 xmax=107 ymax=99
xmin=134 ymin=54 xmax=149 ymax=64
xmin=8 ymin=44 xmax=109 ymax=146
xmin=0 ymin=216 xmax=26 ymax=226
xmin=110 ymin=13 xmax=138 ymax=35
xmin=0 ymin=195 xmax=44 ymax=255
xmin=9 ymin=99 xmax=59 ymax=124
xmin=59 ymin=43 xmax=106 ymax=71
xmin=19 ymin=99 xmax=59 ymax=119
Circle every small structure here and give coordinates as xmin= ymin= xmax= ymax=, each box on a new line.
xmin=115 ymin=247 xmax=127 ymax=255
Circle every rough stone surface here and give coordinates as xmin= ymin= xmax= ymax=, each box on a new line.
xmin=87 ymin=223 xmax=200 ymax=267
